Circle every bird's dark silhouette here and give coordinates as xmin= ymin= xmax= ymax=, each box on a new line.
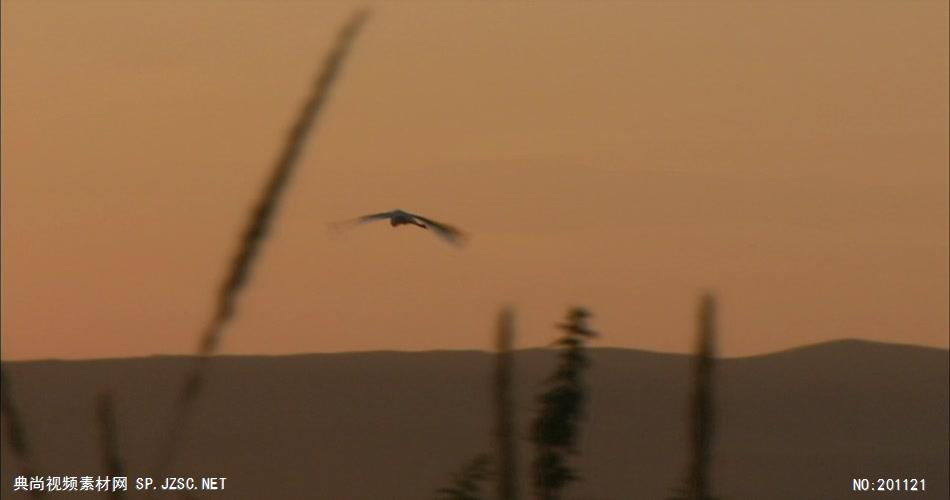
xmin=332 ymin=209 xmax=467 ymax=245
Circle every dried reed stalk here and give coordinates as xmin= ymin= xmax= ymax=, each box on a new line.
xmin=685 ymin=293 xmax=717 ymax=500
xmin=95 ymin=392 xmax=126 ymax=499
xmin=155 ymin=8 xmax=371 ymax=474
xmin=669 ymin=293 xmax=718 ymax=500
xmin=494 ymin=307 xmax=519 ymax=500
xmin=531 ymin=307 xmax=597 ymax=500
xmin=1 ymin=366 xmax=43 ymax=498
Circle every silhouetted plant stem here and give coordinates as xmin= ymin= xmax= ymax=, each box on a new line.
xmin=1 ymin=366 xmax=43 ymax=498
xmin=95 ymin=392 xmax=126 ymax=500
xmin=670 ymin=293 xmax=719 ymax=500
xmin=531 ymin=307 xmax=597 ymax=500
xmin=154 ymin=8 xmax=371 ymax=475
xmin=494 ymin=307 xmax=519 ymax=500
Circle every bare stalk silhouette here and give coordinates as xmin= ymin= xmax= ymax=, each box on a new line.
xmin=531 ymin=307 xmax=597 ymax=500
xmin=155 ymin=8 xmax=371 ymax=473
xmin=435 ymin=307 xmax=520 ymax=500
xmin=1 ymin=366 xmax=43 ymax=498
xmin=670 ymin=293 xmax=719 ymax=500
xmin=494 ymin=307 xmax=519 ymax=500
xmin=95 ymin=392 xmax=126 ymax=500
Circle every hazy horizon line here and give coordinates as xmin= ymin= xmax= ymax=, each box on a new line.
xmin=3 ymin=337 xmax=947 ymax=364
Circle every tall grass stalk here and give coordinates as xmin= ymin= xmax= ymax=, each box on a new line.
xmin=531 ymin=307 xmax=597 ymax=500
xmin=1 ymin=366 xmax=42 ymax=498
xmin=687 ymin=293 xmax=717 ymax=500
xmin=493 ymin=307 xmax=519 ymax=500
xmin=670 ymin=293 xmax=718 ymax=500
xmin=155 ymin=8 xmax=371 ymax=473
xmin=95 ymin=392 xmax=126 ymax=500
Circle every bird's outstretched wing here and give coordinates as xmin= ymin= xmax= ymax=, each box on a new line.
xmin=413 ymin=214 xmax=467 ymax=246
xmin=357 ymin=211 xmax=397 ymax=223
xmin=329 ymin=211 xmax=395 ymax=233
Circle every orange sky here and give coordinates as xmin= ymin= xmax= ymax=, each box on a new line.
xmin=2 ymin=0 xmax=948 ymax=360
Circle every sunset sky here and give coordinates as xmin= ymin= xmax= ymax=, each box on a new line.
xmin=2 ymin=0 xmax=947 ymax=360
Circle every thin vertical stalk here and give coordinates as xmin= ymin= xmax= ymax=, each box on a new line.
xmin=670 ymin=293 xmax=718 ymax=500
xmin=686 ymin=293 xmax=716 ymax=500
xmin=96 ymin=392 xmax=126 ymax=500
xmin=494 ymin=307 xmax=518 ymax=500
xmin=1 ymin=366 xmax=43 ymax=498
xmin=155 ymin=8 xmax=371 ymax=474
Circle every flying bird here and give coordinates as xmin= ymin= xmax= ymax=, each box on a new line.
xmin=331 ymin=209 xmax=467 ymax=246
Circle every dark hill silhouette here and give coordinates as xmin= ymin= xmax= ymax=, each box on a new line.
xmin=2 ymin=340 xmax=947 ymax=499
